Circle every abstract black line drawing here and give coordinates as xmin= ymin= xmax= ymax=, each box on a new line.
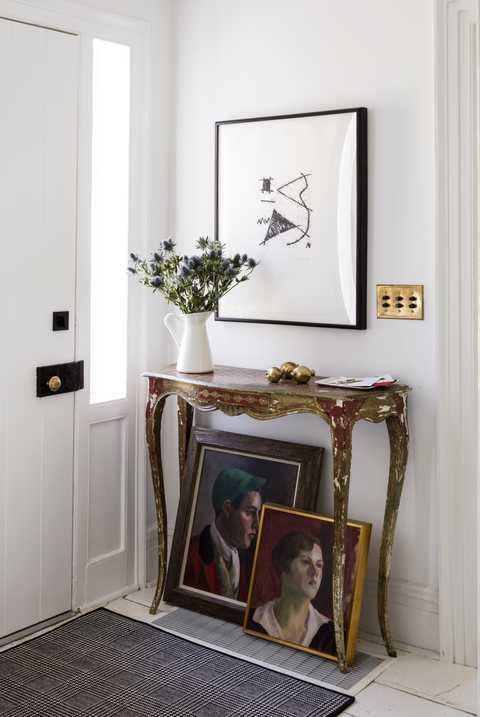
xmin=277 ymin=173 xmax=311 ymax=211
xmin=260 ymin=177 xmax=274 ymax=193
xmin=257 ymin=217 xmax=271 ymax=225
xmin=258 ymin=173 xmax=312 ymax=247
xmin=260 ymin=209 xmax=299 ymax=245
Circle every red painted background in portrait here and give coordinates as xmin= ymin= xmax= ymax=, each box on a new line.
xmin=250 ymin=508 xmax=361 ymax=627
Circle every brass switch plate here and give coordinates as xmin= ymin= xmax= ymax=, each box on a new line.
xmin=376 ymin=284 xmax=424 ymax=320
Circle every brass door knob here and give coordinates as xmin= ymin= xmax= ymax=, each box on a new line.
xmin=47 ymin=375 xmax=62 ymax=392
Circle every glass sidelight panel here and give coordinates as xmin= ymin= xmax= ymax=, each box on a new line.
xmin=90 ymin=39 xmax=131 ymax=404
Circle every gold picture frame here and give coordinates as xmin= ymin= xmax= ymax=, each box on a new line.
xmin=243 ymin=504 xmax=371 ymax=665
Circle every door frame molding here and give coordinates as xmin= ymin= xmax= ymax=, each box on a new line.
xmin=435 ymin=0 xmax=478 ymax=667
xmin=0 ymin=0 xmax=150 ymax=611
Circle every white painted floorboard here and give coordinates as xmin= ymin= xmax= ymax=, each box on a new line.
xmin=344 ymin=683 xmax=471 ymax=716
xmin=376 ymin=655 xmax=477 ymax=714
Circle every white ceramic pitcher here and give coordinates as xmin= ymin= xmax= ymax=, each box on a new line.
xmin=164 ymin=311 xmax=214 ymax=373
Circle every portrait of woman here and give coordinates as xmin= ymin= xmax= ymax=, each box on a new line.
xmin=244 ymin=505 xmax=371 ymax=663
xmin=247 ymin=531 xmax=336 ymax=655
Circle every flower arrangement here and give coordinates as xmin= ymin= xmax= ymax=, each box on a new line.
xmin=128 ymin=237 xmax=258 ymax=314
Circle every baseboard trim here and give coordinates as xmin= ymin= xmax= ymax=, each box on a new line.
xmin=0 ymin=610 xmax=74 ymax=648
xmin=364 ymin=577 xmax=438 ymax=613
xmin=78 ymin=583 xmax=139 ymax=613
xmin=362 ymin=578 xmax=439 ymax=652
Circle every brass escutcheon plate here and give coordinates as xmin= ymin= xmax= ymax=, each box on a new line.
xmin=376 ymin=284 xmax=424 ymax=320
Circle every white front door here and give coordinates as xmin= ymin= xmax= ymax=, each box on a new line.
xmin=0 ymin=18 xmax=79 ymax=637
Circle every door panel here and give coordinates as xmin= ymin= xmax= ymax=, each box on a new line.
xmin=0 ymin=19 xmax=78 ymax=636
xmin=74 ymin=37 xmax=136 ymax=607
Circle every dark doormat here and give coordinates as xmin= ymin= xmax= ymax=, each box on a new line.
xmin=0 ymin=609 xmax=354 ymax=716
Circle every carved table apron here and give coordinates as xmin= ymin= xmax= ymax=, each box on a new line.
xmin=144 ymin=365 xmax=409 ymax=672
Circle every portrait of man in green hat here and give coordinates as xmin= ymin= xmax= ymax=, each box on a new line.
xmin=183 ymin=467 xmax=266 ymax=601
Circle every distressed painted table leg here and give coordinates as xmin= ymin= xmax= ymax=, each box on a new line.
xmin=177 ymin=397 xmax=194 ymax=483
xmin=331 ymin=417 xmax=354 ymax=672
xmin=145 ymin=394 xmax=168 ymax=614
xmin=378 ymin=406 xmax=409 ymax=656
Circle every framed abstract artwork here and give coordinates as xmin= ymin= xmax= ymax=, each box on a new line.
xmin=244 ymin=504 xmax=371 ymax=664
xmin=164 ymin=428 xmax=324 ymax=624
xmin=215 ymin=107 xmax=367 ymax=329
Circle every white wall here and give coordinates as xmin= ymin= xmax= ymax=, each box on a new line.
xmin=167 ymin=0 xmax=438 ymax=651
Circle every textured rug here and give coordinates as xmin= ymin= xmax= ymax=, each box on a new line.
xmin=0 ymin=609 xmax=354 ymax=716
xmin=153 ymin=608 xmax=386 ymax=696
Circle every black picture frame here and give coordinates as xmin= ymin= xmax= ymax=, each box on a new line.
xmin=164 ymin=428 xmax=324 ymax=624
xmin=215 ymin=107 xmax=367 ymax=329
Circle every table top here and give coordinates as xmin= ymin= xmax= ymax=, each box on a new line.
xmin=143 ymin=365 xmax=409 ymax=403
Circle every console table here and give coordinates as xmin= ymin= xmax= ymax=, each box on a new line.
xmin=144 ymin=365 xmax=409 ymax=672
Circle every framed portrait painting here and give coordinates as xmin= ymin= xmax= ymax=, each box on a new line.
xmin=164 ymin=429 xmax=324 ymax=624
xmin=215 ymin=107 xmax=368 ymax=329
xmin=244 ymin=505 xmax=371 ymax=664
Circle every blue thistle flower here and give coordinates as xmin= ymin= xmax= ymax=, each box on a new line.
xmin=127 ymin=236 xmax=254 ymax=309
xmin=189 ymin=256 xmax=202 ymax=270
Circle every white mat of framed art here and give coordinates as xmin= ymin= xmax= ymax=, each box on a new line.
xmin=152 ymin=607 xmax=393 ymax=696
